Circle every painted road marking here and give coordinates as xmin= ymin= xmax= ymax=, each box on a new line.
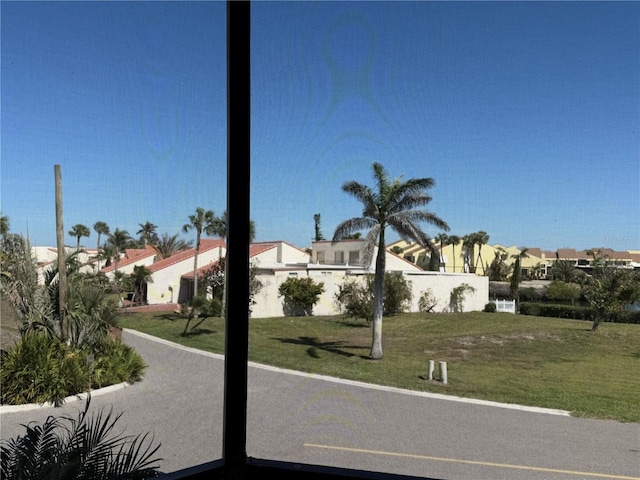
xmin=304 ymin=443 xmax=640 ymax=480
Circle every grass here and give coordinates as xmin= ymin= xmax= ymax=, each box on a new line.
xmin=118 ymin=311 xmax=640 ymax=423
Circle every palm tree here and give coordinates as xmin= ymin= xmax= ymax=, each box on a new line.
xmin=137 ymin=221 xmax=159 ymax=247
xmin=68 ymin=224 xmax=90 ymax=249
xmin=510 ymin=248 xmax=529 ymax=311
xmin=93 ymin=221 xmax=110 ymax=250
xmin=131 ymin=265 xmax=153 ymax=306
xmin=0 ymin=215 xmax=9 ymax=236
xmin=435 ymin=233 xmax=449 ymax=272
xmin=106 ymin=228 xmax=132 ymax=272
xmin=447 ymin=234 xmax=461 ymax=273
xmin=182 ymin=208 xmax=217 ymax=299
xmin=209 ymin=210 xmax=256 ymax=317
xmin=474 ymin=230 xmax=490 ymax=275
xmin=153 ymin=233 xmax=192 ymax=260
xmin=462 ymin=234 xmax=475 ymax=273
xmin=332 ymin=162 xmax=449 ymax=359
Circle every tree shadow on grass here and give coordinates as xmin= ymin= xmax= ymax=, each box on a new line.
xmin=182 ymin=328 xmax=218 ymax=337
xmin=337 ymin=320 xmax=370 ymax=329
xmin=273 ymin=336 xmax=370 ymax=359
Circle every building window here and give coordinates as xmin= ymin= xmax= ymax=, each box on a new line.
xmin=335 ymin=251 xmax=344 ymax=264
xmin=349 ymin=250 xmax=360 ymax=264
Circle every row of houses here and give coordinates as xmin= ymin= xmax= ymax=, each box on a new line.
xmin=33 ymin=239 xmax=489 ymax=318
xmin=389 ymin=240 xmax=640 ymax=279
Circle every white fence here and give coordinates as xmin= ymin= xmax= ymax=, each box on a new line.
xmin=495 ymin=299 xmax=516 ymax=314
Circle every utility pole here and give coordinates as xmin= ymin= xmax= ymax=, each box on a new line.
xmin=55 ymin=164 xmax=68 ymax=340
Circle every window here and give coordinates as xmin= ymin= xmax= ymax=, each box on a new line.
xmin=348 ymin=250 xmax=360 ymax=265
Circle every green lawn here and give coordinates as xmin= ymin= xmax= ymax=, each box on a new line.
xmin=118 ymin=311 xmax=640 ymax=423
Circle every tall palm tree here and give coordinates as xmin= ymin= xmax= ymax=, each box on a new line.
xmin=153 ymin=233 xmax=192 ymax=260
xmin=474 ymin=230 xmax=490 ymax=275
xmin=462 ymin=234 xmax=475 ymax=273
xmin=510 ymin=248 xmax=529 ymax=311
xmin=68 ymin=224 xmax=90 ymax=249
xmin=0 ymin=215 xmax=9 ymax=236
xmin=210 ymin=210 xmax=256 ymax=317
xmin=131 ymin=265 xmax=153 ymax=306
xmin=447 ymin=234 xmax=461 ymax=273
xmin=93 ymin=221 xmax=110 ymax=250
xmin=435 ymin=233 xmax=449 ymax=272
xmin=182 ymin=208 xmax=216 ymax=299
xmin=137 ymin=221 xmax=159 ymax=247
xmin=106 ymin=228 xmax=132 ymax=272
xmin=332 ymin=162 xmax=449 ymax=359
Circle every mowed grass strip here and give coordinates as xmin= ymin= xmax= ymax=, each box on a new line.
xmin=118 ymin=311 xmax=640 ymax=423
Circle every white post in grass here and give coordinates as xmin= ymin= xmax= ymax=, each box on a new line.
xmin=439 ymin=361 xmax=448 ymax=384
xmin=428 ymin=360 xmax=435 ymax=380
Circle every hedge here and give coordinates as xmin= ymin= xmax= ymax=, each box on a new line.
xmin=519 ymin=302 xmax=640 ymax=324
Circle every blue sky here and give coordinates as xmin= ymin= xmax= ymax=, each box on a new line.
xmin=2 ymin=1 xmax=639 ymax=253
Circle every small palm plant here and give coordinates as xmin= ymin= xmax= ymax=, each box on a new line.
xmin=0 ymin=396 xmax=161 ymax=479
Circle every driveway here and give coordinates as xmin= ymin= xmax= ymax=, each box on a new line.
xmin=1 ymin=330 xmax=638 ymax=480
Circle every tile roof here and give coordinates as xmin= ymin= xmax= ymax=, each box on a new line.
xmin=148 ymin=239 xmax=226 ymax=273
xmin=101 ymin=245 xmax=157 ymax=272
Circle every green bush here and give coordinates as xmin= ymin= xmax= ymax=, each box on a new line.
xmin=278 ymin=277 xmax=325 ymax=316
xmin=1 ymin=332 xmax=90 ymax=406
xmin=90 ymin=340 xmax=147 ymax=388
xmin=382 ymin=272 xmax=413 ymax=315
xmin=546 ymin=280 xmax=581 ymax=305
xmin=519 ymin=302 xmax=640 ymax=324
xmin=1 ymin=333 xmax=147 ymax=406
xmin=334 ymin=273 xmax=413 ymax=322
xmin=484 ymin=302 xmax=497 ymax=313
xmin=334 ymin=278 xmax=373 ymax=323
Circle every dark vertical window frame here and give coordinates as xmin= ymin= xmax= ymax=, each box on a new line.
xmin=223 ymin=0 xmax=250 ymax=475
xmin=173 ymin=2 xmax=438 ymax=479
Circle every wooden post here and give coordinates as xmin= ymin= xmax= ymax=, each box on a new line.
xmin=54 ymin=165 xmax=68 ymax=340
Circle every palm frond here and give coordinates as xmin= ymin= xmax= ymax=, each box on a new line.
xmin=331 ymin=217 xmax=375 ymax=243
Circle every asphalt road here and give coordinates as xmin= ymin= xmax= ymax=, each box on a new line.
xmin=1 ymin=330 xmax=638 ymax=480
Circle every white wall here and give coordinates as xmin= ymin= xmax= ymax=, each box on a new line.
xmin=147 ymin=246 xmax=226 ymax=305
xmin=251 ymin=269 xmax=489 ymax=318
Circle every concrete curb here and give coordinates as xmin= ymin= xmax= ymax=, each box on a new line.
xmin=0 ymin=382 xmax=130 ymax=414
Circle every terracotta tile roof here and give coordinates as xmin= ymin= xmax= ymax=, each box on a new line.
xmin=102 ymin=245 xmax=157 ymax=272
xmin=148 ymin=239 xmax=226 ymax=273
xmin=249 ymin=242 xmax=277 ymax=257
xmin=556 ymin=248 xmax=578 ymax=259
xmin=523 ymin=248 xmax=542 ymax=258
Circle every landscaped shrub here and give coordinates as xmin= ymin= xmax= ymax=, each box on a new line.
xmin=546 ymin=280 xmax=581 ymax=305
xmin=1 ymin=332 xmax=90 ymax=406
xmin=484 ymin=301 xmax=497 ymax=313
xmin=334 ymin=273 xmax=413 ymax=322
xmin=382 ymin=272 xmax=413 ymax=315
xmin=278 ymin=277 xmax=325 ymax=316
xmin=519 ymin=302 xmax=592 ymax=320
xmin=519 ymin=286 xmax=546 ymax=302
xmin=90 ymin=339 xmax=147 ymax=388
xmin=1 ymin=332 xmax=147 ymax=406
xmin=334 ymin=278 xmax=373 ymax=322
